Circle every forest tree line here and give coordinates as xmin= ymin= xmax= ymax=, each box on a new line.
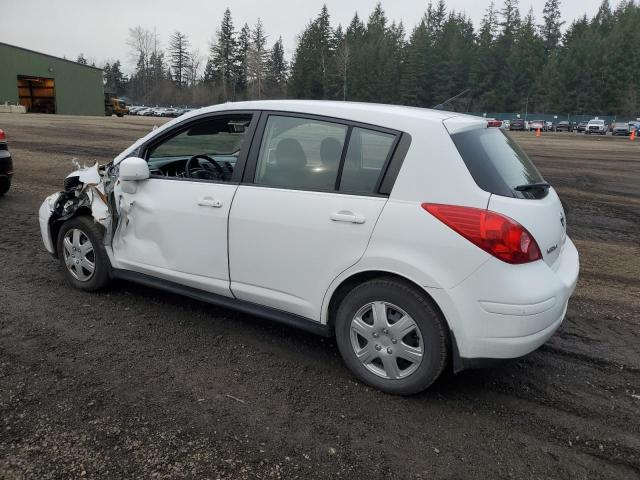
xmin=97 ymin=0 xmax=640 ymax=116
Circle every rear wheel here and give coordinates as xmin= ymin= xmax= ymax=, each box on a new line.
xmin=335 ymin=278 xmax=448 ymax=395
xmin=56 ymin=216 xmax=111 ymax=291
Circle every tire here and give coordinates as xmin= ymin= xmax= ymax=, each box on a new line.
xmin=56 ymin=216 xmax=111 ymax=292
xmin=334 ymin=277 xmax=448 ymax=395
xmin=0 ymin=178 xmax=10 ymax=196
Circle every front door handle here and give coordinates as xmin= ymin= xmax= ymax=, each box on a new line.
xmin=330 ymin=210 xmax=365 ymax=224
xmin=197 ymin=196 xmax=223 ymax=208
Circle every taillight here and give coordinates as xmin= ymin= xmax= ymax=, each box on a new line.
xmin=422 ymin=203 xmax=542 ymax=264
xmin=0 ymin=129 xmax=5 ymax=141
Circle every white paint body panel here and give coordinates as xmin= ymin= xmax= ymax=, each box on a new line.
xmin=111 ymin=178 xmax=237 ymax=296
xmin=228 ymin=186 xmax=386 ymax=320
xmin=38 ymin=100 xmax=580 ymax=365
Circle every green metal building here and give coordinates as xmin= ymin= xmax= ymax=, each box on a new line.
xmin=0 ymin=42 xmax=104 ymax=116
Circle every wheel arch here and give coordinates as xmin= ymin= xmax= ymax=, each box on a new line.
xmin=325 ymin=269 xmax=451 ymax=333
xmin=325 ymin=269 xmax=457 ymax=377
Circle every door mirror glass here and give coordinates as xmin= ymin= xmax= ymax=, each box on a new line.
xmin=119 ymin=157 xmax=150 ymax=181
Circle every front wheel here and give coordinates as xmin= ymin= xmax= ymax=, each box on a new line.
xmin=335 ymin=278 xmax=448 ymax=395
xmin=56 ymin=216 xmax=111 ymax=291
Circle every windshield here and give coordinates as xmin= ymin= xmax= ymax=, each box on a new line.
xmin=450 ymin=127 xmax=546 ymax=199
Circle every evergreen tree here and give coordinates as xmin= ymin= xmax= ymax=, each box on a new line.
xmin=508 ymin=8 xmax=545 ymax=112
xmin=76 ymin=53 xmax=88 ymax=65
xmin=235 ymin=23 xmax=252 ymax=97
xmin=289 ymin=5 xmax=336 ymax=99
xmin=209 ymin=8 xmax=238 ymax=101
xmin=168 ymin=31 xmax=190 ymax=88
xmin=266 ymin=37 xmax=288 ymax=97
xmin=540 ymin=0 xmax=564 ymax=57
xmin=471 ymin=2 xmax=500 ymax=110
xmin=343 ymin=13 xmax=366 ymax=101
xmin=104 ymin=60 xmax=127 ymax=95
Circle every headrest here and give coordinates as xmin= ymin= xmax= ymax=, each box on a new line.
xmin=276 ymin=138 xmax=306 ymax=169
xmin=320 ymin=137 xmax=342 ymax=166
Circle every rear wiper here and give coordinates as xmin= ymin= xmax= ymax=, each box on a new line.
xmin=514 ymin=182 xmax=551 ymax=192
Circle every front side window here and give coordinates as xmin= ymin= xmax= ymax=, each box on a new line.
xmin=146 ymin=114 xmax=252 ymax=181
xmin=339 ymin=127 xmax=395 ymax=194
xmin=255 ymin=116 xmax=348 ymax=190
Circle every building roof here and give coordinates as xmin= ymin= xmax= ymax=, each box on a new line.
xmin=0 ymin=42 xmax=103 ymax=71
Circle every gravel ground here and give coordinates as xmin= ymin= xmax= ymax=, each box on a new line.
xmin=0 ymin=113 xmax=639 ymax=479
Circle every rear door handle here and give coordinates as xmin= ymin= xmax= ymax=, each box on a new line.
xmin=197 ymin=196 xmax=223 ymax=208
xmin=330 ymin=211 xmax=365 ymax=224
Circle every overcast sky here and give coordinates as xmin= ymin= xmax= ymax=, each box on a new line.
xmin=1 ymin=0 xmax=621 ymax=73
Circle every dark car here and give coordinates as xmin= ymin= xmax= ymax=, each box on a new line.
xmin=612 ymin=122 xmax=630 ymax=136
xmin=576 ymin=121 xmax=588 ymax=133
xmin=555 ymin=121 xmax=573 ymax=132
xmin=0 ymin=129 xmax=13 ymax=195
xmin=509 ymin=119 xmax=526 ymax=131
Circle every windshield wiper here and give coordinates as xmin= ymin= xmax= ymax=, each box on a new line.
xmin=514 ymin=182 xmax=550 ymax=192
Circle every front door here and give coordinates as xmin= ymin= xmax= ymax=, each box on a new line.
xmin=113 ymin=113 xmax=256 ymax=296
xmin=229 ymin=114 xmax=400 ymax=320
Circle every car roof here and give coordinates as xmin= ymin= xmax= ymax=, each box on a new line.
xmin=183 ymin=100 xmax=462 ymax=131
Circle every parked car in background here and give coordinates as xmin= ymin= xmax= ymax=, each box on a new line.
xmin=509 ymin=119 xmax=526 ymax=131
xmin=0 ymin=129 xmax=13 ymax=196
xmin=576 ymin=121 xmax=588 ymax=133
xmin=586 ymin=119 xmax=607 ymax=135
xmin=162 ymin=108 xmax=180 ymax=118
xmin=37 ymin=100 xmax=579 ymax=395
xmin=629 ymin=121 xmax=640 ymax=132
xmin=612 ymin=122 xmax=630 ymax=136
xmin=501 ymin=120 xmax=511 ymax=129
xmin=129 ymin=106 xmax=145 ymax=115
xmin=529 ymin=120 xmax=545 ymax=131
xmin=545 ymin=121 xmax=554 ymax=131
xmin=555 ymin=121 xmax=573 ymax=132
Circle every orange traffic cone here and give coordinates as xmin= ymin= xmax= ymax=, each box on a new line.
xmin=536 ymin=128 xmax=541 ymax=137
xmin=631 ymin=129 xmax=636 ymax=141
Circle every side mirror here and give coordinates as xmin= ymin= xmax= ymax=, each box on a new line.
xmin=119 ymin=157 xmax=150 ymax=181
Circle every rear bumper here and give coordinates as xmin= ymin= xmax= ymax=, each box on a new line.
xmin=427 ymin=237 xmax=579 ymax=369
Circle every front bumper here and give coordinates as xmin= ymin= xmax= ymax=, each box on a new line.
xmin=427 ymin=237 xmax=579 ymax=368
xmin=38 ymin=193 xmax=60 ymax=255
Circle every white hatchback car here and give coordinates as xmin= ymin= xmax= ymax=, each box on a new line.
xmin=39 ymin=101 xmax=579 ymax=395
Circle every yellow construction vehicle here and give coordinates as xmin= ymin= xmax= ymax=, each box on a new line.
xmin=105 ymin=92 xmax=129 ymax=117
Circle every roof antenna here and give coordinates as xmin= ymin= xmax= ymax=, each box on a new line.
xmin=432 ymin=89 xmax=470 ymax=111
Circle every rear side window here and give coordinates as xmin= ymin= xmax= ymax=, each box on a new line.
xmin=339 ymin=128 xmax=395 ymax=194
xmin=450 ymin=128 xmax=545 ymax=199
xmin=255 ymin=115 xmax=347 ymax=191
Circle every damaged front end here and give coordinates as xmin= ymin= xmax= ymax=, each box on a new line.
xmin=39 ymin=161 xmax=119 ymax=257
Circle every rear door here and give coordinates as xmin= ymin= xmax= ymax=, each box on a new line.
xmin=446 ymin=120 xmax=567 ymax=267
xmin=228 ymin=113 xmax=401 ymax=320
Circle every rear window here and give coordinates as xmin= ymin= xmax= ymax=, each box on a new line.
xmin=450 ymin=127 xmax=545 ymax=199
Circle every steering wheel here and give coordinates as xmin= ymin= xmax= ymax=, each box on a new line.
xmin=185 ymin=154 xmax=226 ymax=180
